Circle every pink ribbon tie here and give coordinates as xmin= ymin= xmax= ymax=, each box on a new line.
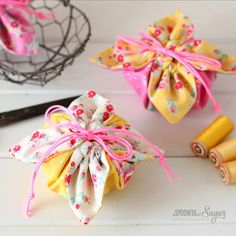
xmin=25 ymin=105 xmax=179 ymax=217
xmin=116 ymin=31 xmax=222 ymax=112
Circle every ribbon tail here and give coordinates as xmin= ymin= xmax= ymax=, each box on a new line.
xmin=192 ymin=68 xmax=221 ymax=112
xmin=159 ymin=157 xmax=181 ymax=183
xmin=24 ymin=134 xmax=73 ymax=217
xmin=153 ymin=144 xmax=181 ymax=182
xmin=25 ymin=192 xmax=35 ymax=217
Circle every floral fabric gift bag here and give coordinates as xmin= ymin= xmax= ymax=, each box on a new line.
xmin=91 ymin=11 xmax=236 ymax=124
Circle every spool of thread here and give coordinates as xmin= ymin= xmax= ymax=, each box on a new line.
xmin=220 ymin=160 xmax=236 ymax=184
xmin=191 ymin=115 xmax=234 ymax=158
xmin=209 ymin=137 xmax=236 ymax=167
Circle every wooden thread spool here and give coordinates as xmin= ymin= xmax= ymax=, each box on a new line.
xmin=209 ymin=137 xmax=236 ymax=167
xmin=220 ymin=160 xmax=236 ymax=184
xmin=191 ymin=115 xmax=234 ymax=158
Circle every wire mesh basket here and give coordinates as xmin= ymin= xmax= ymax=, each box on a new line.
xmin=0 ymin=0 xmax=91 ymax=85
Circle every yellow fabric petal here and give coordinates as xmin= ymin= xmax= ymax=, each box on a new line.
xmin=104 ymin=113 xmax=129 ymax=126
xmin=148 ymin=63 xmax=197 ymax=124
xmin=44 ymin=113 xmax=72 ymax=128
xmin=90 ymin=44 xmax=154 ymax=70
xmin=104 ymin=152 xmax=125 ymax=194
xmin=147 ymin=11 xmax=194 ymax=46
xmin=42 ymin=150 xmax=73 ymax=197
xmin=191 ymin=41 xmax=236 ymax=73
xmin=90 ymin=46 xmax=120 ymax=69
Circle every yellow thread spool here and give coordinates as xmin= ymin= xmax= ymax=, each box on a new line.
xmin=220 ymin=160 xmax=236 ymax=184
xmin=191 ymin=115 xmax=234 ymax=158
xmin=209 ymin=137 xmax=236 ymax=167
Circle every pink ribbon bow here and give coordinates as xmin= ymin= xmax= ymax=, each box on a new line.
xmin=25 ymin=105 xmax=180 ymax=217
xmin=116 ymin=31 xmax=222 ymax=112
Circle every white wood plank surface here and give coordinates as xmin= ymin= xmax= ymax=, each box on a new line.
xmin=1 ymin=158 xmax=236 ymax=226
xmin=2 ymin=225 xmax=236 ymax=236
xmin=1 ymin=1 xmax=236 ymax=234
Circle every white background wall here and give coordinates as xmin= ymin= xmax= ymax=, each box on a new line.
xmin=73 ymin=0 xmax=236 ymax=43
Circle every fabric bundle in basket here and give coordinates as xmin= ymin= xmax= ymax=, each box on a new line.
xmin=9 ymin=91 xmax=177 ymax=224
xmin=91 ymin=11 xmax=236 ymax=124
xmin=0 ymin=0 xmax=52 ymax=55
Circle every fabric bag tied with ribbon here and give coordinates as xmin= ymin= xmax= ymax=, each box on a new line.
xmin=9 ymin=91 xmax=179 ymax=224
xmin=90 ymin=11 xmax=236 ymax=124
xmin=0 ymin=0 xmax=53 ymax=55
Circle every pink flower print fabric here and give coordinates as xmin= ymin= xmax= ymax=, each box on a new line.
xmin=0 ymin=1 xmax=44 ymax=55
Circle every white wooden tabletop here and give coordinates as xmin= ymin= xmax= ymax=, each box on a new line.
xmin=1 ymin=1 xmax=236 ymax=235
xmin=1 ymin=41 xmax=236 ymax=236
